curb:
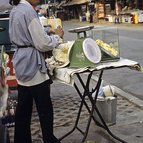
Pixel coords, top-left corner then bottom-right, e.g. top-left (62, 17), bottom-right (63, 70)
top-left (113, 85), bottom-right (143, 109)
top-left (90, 75), bottom-right (143, 109)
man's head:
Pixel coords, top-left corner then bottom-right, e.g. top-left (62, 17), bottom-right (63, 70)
top-left (9, 0), bottom-right (43, 6)
top-left (27, 0), bottom-right (42, 6)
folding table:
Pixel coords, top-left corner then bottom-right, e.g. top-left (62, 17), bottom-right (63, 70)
top-left (54, 58), bottom-right (142, 143)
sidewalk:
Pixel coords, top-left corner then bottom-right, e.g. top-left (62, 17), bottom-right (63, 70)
top-left (52, 80), bottom-right (143, 143)
top-left (94, 19), bottom-right (143, 28)
top-left (63, 19), bottom-right (143, 31)
top-left (8, 77), bottom-right (143, 143)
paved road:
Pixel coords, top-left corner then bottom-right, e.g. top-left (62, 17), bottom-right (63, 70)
top-left (62, 20), bottom-right (143, 100)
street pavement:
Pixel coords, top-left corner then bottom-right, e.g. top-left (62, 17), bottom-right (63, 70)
top-left (8, 77), bottom-right (143, 143)
top-left (7, 20), bottom-right (143, 143)
top-left (52, 79), bottom-right (143, 143)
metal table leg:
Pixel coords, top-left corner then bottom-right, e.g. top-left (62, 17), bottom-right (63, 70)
top-left (59, 70), bottom-right (127, 143)
top-left (59, 72), bottom-right (93, 141)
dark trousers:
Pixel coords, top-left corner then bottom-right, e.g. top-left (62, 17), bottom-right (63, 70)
top-left (14, 80), bottom-right (60, 143)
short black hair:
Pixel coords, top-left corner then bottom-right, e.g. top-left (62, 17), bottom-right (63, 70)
top-left (9, 0), bottom-right (21, 5)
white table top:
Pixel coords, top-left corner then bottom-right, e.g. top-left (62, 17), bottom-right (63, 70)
top-left (54, 58), bottom-right (143, 85)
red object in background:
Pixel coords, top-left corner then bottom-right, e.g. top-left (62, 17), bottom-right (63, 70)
top-left (131, 14), bottom-right (135, 24)
top-left (6, 51), bottom-right (17, 88)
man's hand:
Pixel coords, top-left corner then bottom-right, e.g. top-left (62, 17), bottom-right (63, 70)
top-left (54, 26), bottom-right (64, 38)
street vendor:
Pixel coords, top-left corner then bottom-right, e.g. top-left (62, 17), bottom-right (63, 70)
top-left (9, 0), bottom-right (64, 143)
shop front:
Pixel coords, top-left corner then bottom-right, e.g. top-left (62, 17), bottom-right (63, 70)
top-left (57, 0), bottom-right (143, 24)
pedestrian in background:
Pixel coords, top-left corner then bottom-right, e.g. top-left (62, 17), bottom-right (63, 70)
top-left (9, 0), bottom-right (64, 143)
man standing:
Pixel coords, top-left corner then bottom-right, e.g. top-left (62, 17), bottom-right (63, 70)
top-left (9, 0), bottom-right (64, 143)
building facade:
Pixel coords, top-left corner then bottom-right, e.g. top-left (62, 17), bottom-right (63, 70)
top-left (47, 0), bottom-right (143, 23)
